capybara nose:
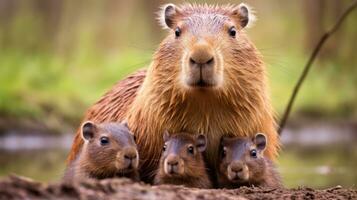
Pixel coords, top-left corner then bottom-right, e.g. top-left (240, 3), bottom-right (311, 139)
top-left (164, 155), bottom-right (182, 174)
top-left (230, 161), bottom-right (244, 173)
top-left (167, 160), bottom-right (179, 167)
top-left (123, 147), bottom-right (138, 162)
top-left (189, 56), bottom-right (214, 66)
top-left (231, 165), bottom-right (243, 173)
top-left (189, 42), bottom-right (214, 67)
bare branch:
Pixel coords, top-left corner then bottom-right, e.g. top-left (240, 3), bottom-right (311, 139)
top-left (278, 0), bottom-right (357, 135)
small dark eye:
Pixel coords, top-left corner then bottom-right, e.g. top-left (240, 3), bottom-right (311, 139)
top-left (228, 26), bottom-right (236, 38)
top-left (222, 148), bottom-right (227, 158)
top-left (163, 144), bottom-right (167, 152)
top-left (188, 146), bottom-right (194, 154)
top-left (100, 137), bottom-right (109, 145)
top-left (133, 135), bottom-right (137, 142)
top-left (175, 27), bottom-right (181, 37)
top-left (250, 149), bottom-right (257, 158)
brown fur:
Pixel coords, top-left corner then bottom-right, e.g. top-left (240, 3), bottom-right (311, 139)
top-left (67, 4), bottom-right (280, 183)
top-left (217, 134), bottom-right (282, 188)
top-left (63, 122), bottom-right (140, 182)
top-left (154, 132), bottom-right (212, 189)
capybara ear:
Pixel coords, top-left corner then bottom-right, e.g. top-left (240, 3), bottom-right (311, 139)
top-left (196, 134), bottom-right (207, 152)
top-left (254, 133), bottom-right (267, 151)
top-left (158, 3), bottom-right (181, 29)
top-left (121, 120), bottom-right (129, 129)
top-left (81, 121), bottom-right (96, 141)
top-left (163, 130), bottom-right (170, 142)
top-left (230, 3), bottom-right (256, 28)
top-left (220, 135), bottom-right (229, 146)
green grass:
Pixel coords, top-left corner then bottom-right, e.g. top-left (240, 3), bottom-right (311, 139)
top-left (0, 149), bottom-right (68, 182)
top-left (0, 48), bottom-right (152, 129)
top-left (278, 145), bottom-right (357, 188)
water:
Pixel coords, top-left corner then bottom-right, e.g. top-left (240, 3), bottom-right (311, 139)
top-left (0, 123), bottom-right (356, 188)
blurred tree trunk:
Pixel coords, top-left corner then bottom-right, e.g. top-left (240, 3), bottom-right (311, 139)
top-left (303, 0), bottom-right (347, 60)
top-left (142, 0), bottom-right (165, 41)
top-left (33, 0), bottom-right (63, 51)
top-left (0, 0), bottom-right (17, 24)
top-left (0, 0), bottom-right (18, 48)
top-left (323, 0), bottom-right (343, 58)
top-left (303, 0), bottom-right (325, 51)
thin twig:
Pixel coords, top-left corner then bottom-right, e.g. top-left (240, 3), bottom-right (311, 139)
top-left (278, 0), bottom-right (357, 135)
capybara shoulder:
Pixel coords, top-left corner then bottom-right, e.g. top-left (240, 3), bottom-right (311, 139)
top-left (217, 133), bottom-right (282, 188)
top-left (63, 121), bottom-right (139, 182)
top-left (154, 131), bottom-right (212, 189)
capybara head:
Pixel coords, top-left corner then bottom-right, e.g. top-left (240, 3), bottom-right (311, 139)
top-left (218, 133), bottom-right (267, 184)
top-left (156, 3), bottom-right (258, 91)
top-left (159, 131), bottom-right (207, 178)
top-left (81, 121), bottom-right (139, 175)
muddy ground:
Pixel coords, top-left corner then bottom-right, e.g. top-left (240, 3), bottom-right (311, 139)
top-left (0, 175), bottom-right (356, 200)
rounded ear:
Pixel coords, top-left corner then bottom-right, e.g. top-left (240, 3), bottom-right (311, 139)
top-left (196, 134), bottom-right (207, 152)
top-left (231, 3), bottom-right (256, 28)
top-left (163, 130), bottom-right (170, 142)
top-left (81, 121), bottom-right (96, 141)
top-left (220, 135), bottom-right (230, 146)
top-left (121, 120), bottom-right (129, 129)
top-left (254, 133), bottom-right (267, 151)
top-left (158, 3), bottom-right (180, 29)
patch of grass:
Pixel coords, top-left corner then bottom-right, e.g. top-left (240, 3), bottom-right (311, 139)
top-left (0, 149), bottom-right (68, 182)
top-left (278, 145), bottom-right (357, 188)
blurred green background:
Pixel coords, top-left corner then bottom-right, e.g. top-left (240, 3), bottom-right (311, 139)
top-left (0, 0), bottom-right (356, 188)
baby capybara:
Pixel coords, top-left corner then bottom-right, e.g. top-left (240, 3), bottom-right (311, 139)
top-left (63, 121), bottom-right (139, 182)
top-left (154, 131), bottom-right (212, 188)
top-left (217, 133), bottom-right (282, 188)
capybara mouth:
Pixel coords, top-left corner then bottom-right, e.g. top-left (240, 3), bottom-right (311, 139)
top-left (190, 79), bottom-right (215, 88)
top-left (232, 176), bottom-right (242, 182)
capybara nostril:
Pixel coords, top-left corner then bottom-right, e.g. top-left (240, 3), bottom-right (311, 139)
top-left (231, 165), bottom-right (243, 173)
top-left (189, 56), bottom-right (214, 66)
top-left (123, 147), bottom-right (138, 161)
top-left (230, 161), bottom-right (244, 173)
top-left (167, 160), bottom-right (179, 166)
top-left (124, 154), bottom-right (137, 160)
top-left (189, 42), bottom-right (214, 66)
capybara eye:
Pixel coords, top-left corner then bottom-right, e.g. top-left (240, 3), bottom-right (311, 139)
top-left (222, 149), bottom-right (226, 158)
top-left (175, 27), bottom-right (181, 37)
top-left (100, 136), bottom-right (109, 145)
top-left (133, 135), bottom-right (137, 142)
top-left (187, 146), bottom-right (194, 154)
top-left (163, 144), bottom-right (167, 152)
top-left (250, 149), bottom-right (257, 158)
top-left (228, 26), bottom-right (236, 38)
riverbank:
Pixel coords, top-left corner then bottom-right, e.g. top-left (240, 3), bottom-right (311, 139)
top-left (0, 175), bottom-right (355, 200)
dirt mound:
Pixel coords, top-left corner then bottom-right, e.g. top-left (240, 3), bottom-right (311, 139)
top-left (0, 175), bottom-right (355, 200)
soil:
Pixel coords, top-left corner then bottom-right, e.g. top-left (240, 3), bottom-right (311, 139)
top-left (0, 175), bottom-right (355, 200)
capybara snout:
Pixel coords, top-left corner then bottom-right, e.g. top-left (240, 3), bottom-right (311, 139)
top-left (116, 146), bottom-right (139, 171)
top-left (164, 154), bottom-right (184, 175)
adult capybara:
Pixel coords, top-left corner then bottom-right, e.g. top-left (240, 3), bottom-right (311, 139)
top-left (67, 3), bottom-right (280, 182)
